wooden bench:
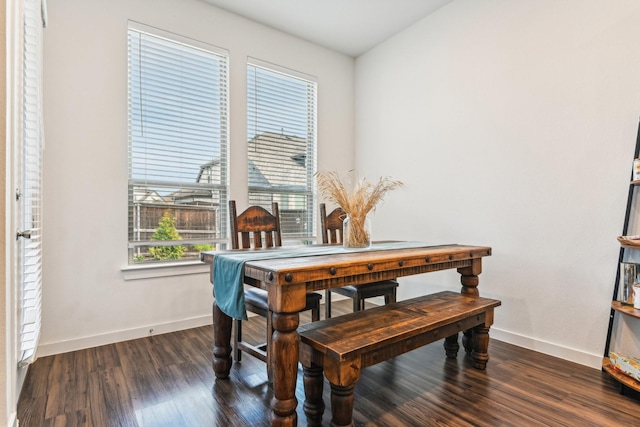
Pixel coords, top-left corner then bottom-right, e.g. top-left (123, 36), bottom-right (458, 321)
top-left (298, 291), bottom-right (502, 427)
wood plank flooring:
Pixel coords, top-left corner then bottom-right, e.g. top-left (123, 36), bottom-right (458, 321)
top-left (17, 300), bottom-right (640, 426)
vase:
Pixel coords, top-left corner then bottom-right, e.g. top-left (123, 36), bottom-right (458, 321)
top-left (621, 262), bottom-right (640, 305)
top-left (343, 214), bottom-right (371, 249)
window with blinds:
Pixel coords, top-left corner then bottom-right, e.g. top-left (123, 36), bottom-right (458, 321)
top-left (18, 0), bottom-right (45, 366)
top-left (247, 60), bottom-right (317, 241)
top-left (127, 22), bottom-right (229, 264)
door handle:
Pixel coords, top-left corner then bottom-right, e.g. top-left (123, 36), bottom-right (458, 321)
top-left (16, 229), bottom-right (32, 240)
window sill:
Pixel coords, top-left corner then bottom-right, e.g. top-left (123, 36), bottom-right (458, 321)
top-left (121, 260), bottom-right (210, 281)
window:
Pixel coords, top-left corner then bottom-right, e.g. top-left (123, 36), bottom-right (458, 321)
top-left (18, 0), bottom-right (45, 366)
top-left (247, 60), bottom-right (317, 240)
top-left (128, 22), bottom-right (229, 264)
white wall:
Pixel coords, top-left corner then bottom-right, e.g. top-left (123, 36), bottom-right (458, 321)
top-left (355, 0), bottom-right (640, 368)
top-left (39, 0), bottom-right (640, 371)
top-left (39, 0), bottom-right (354, 355)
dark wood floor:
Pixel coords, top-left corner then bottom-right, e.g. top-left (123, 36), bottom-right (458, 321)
top-left (17, 300), bottom-right (640, 426)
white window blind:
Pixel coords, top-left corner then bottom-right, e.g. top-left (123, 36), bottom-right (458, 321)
top-left (247, 60), bottom-right (317, 240)
top-left (128, 23), bottom-right (229, 263)
top-left (19, 0), bottom-right (45, 366)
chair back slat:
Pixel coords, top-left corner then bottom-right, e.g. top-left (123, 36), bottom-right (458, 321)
top-left (320, 203), bottom-right (346, 245)
top-left (229, 201), bottom-right (282, 250)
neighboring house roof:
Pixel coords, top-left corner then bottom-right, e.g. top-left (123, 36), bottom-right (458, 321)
top-left (134, 188), bottom-right (167, 203)
top-left (138, 131), bottom-right (309, 207)
top-left (247, 131), bottom-right (307, 190)
top-left (170, 188), bottom-right (217, 205)
top-left (196, 158), bottom-right (222, 184)
top-left (248, 158), bottom-right (269, 188)
top-left (196, 131), bottom-right (308, 191)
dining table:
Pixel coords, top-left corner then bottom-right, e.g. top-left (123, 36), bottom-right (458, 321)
top-left (201, 242), bottom-right (492, 427)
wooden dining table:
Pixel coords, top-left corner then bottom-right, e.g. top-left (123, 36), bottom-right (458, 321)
top-left (202, 242), bottom-right (492, 427)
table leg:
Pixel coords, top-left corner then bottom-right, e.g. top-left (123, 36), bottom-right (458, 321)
top-left (457, 258), bottom-right (481, 297)
top-left (270, 311), bottom-right (300, 427)
top-left (212, 301), bottom-right (232, 379)
top-left (458, 259), bottom-right (482, 357)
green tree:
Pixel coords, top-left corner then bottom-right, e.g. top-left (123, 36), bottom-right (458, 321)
top-left (193, 244), bottom-right (213, 252)
top-left (149, 212), bottom-right (185, 260)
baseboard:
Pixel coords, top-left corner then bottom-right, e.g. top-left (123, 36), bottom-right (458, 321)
top-left (38, 293), bottom-right (340, 356)
top-left (10, 411), bottom-right (17, 427)
top-left (34, 308), bottom-right (601, 371)
top-left (37, 314), bottom-right (213, 357)
top-left (490, 328), bottom-right (602, 369)
top-left (36, 294), bottom-right (359, 356)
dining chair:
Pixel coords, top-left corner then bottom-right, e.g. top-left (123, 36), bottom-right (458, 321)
top-left (319, 203), bottom-right (399, 318)
top-left (228, 200), bottom-right (322, 376)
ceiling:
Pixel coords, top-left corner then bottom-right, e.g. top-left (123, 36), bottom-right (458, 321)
top-left (200, 0), bottom-right (453, 57)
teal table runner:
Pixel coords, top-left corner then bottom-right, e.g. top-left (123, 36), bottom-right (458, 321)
top-left (212, 241), bottom-right (432, 320)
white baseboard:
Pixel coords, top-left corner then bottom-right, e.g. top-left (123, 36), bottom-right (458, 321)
top-left (38, 292), bottom-right (339, 356)
top-left (334, 298), bottom-right (601, 370)
top-left (490, 328), bottom-right (602, 369)
top-left (35, 309), bottom-right (602, 372)
top-left (36, 314), bottom-right (213, 357)
top-left (36, 293), bottom-right (352, 356)
top-left (10, 412), bottom-right (17, 427)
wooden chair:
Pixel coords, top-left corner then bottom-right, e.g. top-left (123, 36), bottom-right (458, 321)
top-left (229, 200), bottom-right (322, 375)
top-left (320, 203), bottom-right (398, 318)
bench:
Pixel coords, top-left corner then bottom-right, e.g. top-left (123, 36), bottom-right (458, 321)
top-left (298, 290), bottom-right (502, 427)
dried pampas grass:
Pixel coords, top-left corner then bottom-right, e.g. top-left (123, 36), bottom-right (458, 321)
top-left (316, 171), bottom-right (403, 247)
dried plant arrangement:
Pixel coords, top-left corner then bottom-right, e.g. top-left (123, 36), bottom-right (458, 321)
top-left (316, 171), bottom-right (403, 247)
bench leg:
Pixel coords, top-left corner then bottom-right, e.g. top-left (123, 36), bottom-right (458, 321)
top-left (444, 333), bottom-right (459, 359)
top-left (471, 325), bottom-right (491, 369)
top-left (330, 383), bottom-right (356, 427)
top-left (462, 329), bottom-right (474, 355)
top-left (302, 364), bottom-right (325, 427)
